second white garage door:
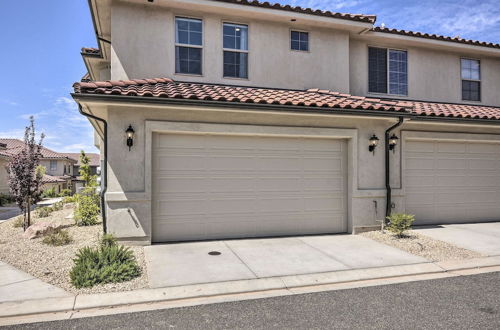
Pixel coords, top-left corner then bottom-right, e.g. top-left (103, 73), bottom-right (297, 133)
top-left (152, 133), bottom-right (347, 242)
top-left (405, 140), bottom-right (500, 225)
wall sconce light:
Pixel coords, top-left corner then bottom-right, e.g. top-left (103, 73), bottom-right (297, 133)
top-left (368, 134), bottom-right (379, 154)
top-left (126, 125), bottom-right (135, 151)
top-left (388, 133), bottom-right (399, 152)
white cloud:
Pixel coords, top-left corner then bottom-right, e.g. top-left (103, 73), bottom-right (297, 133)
top-left (1, 99), bottom-right (19, 106)
top-left (0, 128), bottom-right (25, 139)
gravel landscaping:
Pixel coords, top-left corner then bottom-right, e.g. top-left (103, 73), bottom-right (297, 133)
top-left (360, 230), bottom-right (483, 262)
top-left (0, 204), bottom-right (148, 295)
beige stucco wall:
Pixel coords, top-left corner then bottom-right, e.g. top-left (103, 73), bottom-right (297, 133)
top-left (39, 159), bottom-right (74, 177)
top-left (93, 101), bottom-right (500, 245)
top-left (350, 38), bottom-right (500, 107)
top-left (0, 158), bottom-right (9, 194)
top-left (110, 1), bottom-right (350, 92)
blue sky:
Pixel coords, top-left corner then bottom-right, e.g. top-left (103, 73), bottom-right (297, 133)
top-left (0, 0), bottom-right (499, 153)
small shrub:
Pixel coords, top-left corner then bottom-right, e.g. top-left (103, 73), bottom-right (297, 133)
top-left (74, 194), bottom-right (100, 226)
top-left (58, 189), bottom-right (72, 197)
top-left (63, 195), bottom-right (77, 204)
top-left (41, 188), bottom-right (57, 199)
top-left (70, 244), bottom-right (141, 288)
top-left (0, 193), bottom-right (14, 206)
top-left (386, 213), bottom-right (415, 237)
top-left (42, 229), bottom-right (73, 246)
top-left (51, 201), bottom-right (64, 211)
top-left (100, 233), bottom-right (117, 248)
top-left (36, 206), bottom-right (53, 218)
top-left (12, 216), bottom-right (24, 228)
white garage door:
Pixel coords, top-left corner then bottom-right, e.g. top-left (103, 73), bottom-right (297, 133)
top-left (152, 133), bottom-right (347, 242)
top-left (405, 140), bottom-right (500, 225)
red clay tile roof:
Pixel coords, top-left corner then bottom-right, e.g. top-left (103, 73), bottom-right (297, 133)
top-left (372, 27), bottom-right (500, 50)
top-left (0, 139), bottom-right (77, 161)
top-left (73, 78), bottom-right (500, 121)
top-left (41, 174), bottom-right (65, 184)
top-left (73, 78), bottom-right (409, 112)
top-left (62, 153), bottom-right (100, 167)
top-left (213, 0), bottom-right (376, 23)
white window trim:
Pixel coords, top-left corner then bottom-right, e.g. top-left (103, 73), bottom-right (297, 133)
top-left (222, 22), bottom-right (249, 80)
top-left (50, 161), bottom-right (57, 171)
top-left (460, 57), bottom-right (481, 102)
top-left (367, 46), bottom-right (409, 97)
top-left (290, 29), bottom-right (310, 52)
top-left (174, 16), bottom-right (204, 76)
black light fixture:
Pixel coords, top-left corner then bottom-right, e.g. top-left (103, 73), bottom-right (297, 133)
top-left (388, 133), bottom-right (399, 152)
top-left (369, 134), bottom-right (379, 154)
top-left (126, 125), bottom-right (135, 151)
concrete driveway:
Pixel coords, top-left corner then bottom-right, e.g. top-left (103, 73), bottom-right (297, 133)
top-left (414, 222), bottom-right (500, 256)
top-left (144, 235), bottom-right (427, 288)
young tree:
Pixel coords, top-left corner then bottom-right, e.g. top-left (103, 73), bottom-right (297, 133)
top-left (8, 117), bottom-right (45, 231)
top-left (79, 150), bottom-right (97, 187)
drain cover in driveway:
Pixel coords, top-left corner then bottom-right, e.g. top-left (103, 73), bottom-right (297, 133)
top-left (208, 251), bottom-right (221, 256)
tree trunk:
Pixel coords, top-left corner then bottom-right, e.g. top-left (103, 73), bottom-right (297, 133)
top-left (27, 197), bottom-right (31, 229)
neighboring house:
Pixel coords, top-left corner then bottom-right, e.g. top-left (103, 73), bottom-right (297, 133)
top-left (63, 152), bottom-right (100, 192)
top-left (0, 139), bottom-right (78, 194)
top-left (0, 143), bottom-right (10, 194)
top-left (73, 0), bottom-right (500, 245)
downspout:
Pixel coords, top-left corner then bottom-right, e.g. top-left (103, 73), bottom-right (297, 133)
top-left (385, 117), bottom-right (405, 219)
top-left (78, 104), bottom-right (108, 233)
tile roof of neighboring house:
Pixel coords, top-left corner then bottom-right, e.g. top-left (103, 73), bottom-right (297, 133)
top-left (41, 174), bottom-right (65, 184)
top-left (81, 47), bottom-right (101, 56)
top-left (63, 153), bottom-right (100, 167)
top-left (0, 139), bottom-right (77, 161)
top-left (371, 27), bottom-right (500, 49)
top-left (73, 78), bottom-right (410, 112)
top-left (212, 0), bottom-right (376, 23)
top-left (73, 78), bottom-right (500, 121)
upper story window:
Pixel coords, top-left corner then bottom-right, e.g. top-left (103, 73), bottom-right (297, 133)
top-left (50, 160), bottom-right (57, 172)
top-left (461, 58), bottom-right (480, 101)
top-left (368, 47), bottom-right (408, 96)
top-left (291, 31), bottom-right (309, 51)
top-left (175, 17), bottom-right (202, 75)
top-left (223, 23), bottom-right (248, 79)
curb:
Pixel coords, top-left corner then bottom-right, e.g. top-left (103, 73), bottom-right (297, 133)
top-left (1, 256), bottom-right (499, 319)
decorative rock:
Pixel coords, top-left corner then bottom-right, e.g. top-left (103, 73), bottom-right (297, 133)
top-left (23, 222), bottom-right (62, 239)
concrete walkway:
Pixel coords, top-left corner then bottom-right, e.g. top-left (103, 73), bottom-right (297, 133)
top-left (414, 222), bottom-right (500, 256)
top-left (0, 261), bottom-right (71, 303)
top-left (144, 235), bottom-right (427, 288)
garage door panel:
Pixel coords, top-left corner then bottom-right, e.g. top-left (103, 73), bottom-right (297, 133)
top-left (152, 133), bottom-right (347, 242)
top-left (405, 140), bottom-right (500, 225)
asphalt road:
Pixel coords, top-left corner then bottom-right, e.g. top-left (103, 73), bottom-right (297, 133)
top-left (5, 272), bottom-right (500, 330)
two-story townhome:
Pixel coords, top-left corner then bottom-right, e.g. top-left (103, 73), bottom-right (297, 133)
top-left (73, 0), bottom-right (500, 245)
top-left (0, 139), bottom-right (77, 194)
top-left (63, 152), bottom-right (101, 192)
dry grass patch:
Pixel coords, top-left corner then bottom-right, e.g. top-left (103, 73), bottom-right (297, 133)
top-left (0, 205), bottom-right (148, 294)
top-left (361, 230), bottom-right (483, 262)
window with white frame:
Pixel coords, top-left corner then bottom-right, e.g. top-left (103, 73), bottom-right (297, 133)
top-left (175, 17), bottom-right (202, 75)
top-left (461, 58), bottom-right (480, 101)
top-left (368, 47), bottom-right (408, 96)
top-left (50, 160), bottom-right (57, 172)
top-left (291, 31), bottom-right (309, 51)
top-left (223, 23), bottom-right (248, 78)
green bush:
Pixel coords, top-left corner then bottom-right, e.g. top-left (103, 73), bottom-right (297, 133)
top-left (63, 195), bottom-right (77, 204)
top-left (36, 206), bottom-right (53, 218)
top-left (0, 193), bottom-right (14, 206)
top-left (386, 213), bottom-right (415, 237)
top-left (74, 194), bottom-right (100, 226)
top-left (51, 201), bottom-right (64, 211)
top-left (58, 189), bottom-right (72, 197)
top-left (100, 233), bottom-right (117, 248)
top-left (70, 242), bottom-right (141, 289)
top-left (41, 188), bottom-right (57, 198)
top-left (42, 229), bottom-right (73, 246)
